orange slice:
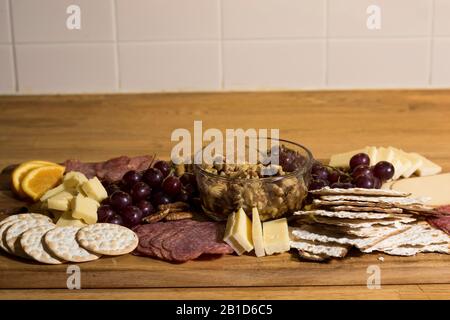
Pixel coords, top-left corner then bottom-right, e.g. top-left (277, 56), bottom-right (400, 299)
top-left (21, 165), bottom-right (66, 201)
top-left (11, 160), bottom-right (59, 197)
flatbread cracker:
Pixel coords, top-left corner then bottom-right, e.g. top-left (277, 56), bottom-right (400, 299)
top-left (313, 199), bottom-right (394, 208)
top-left (290, 238), bottom-right (349, 258)
top-left (296, 215), bottom-right (416, 229)
top-left (294, 209), bottom-right (395, 220)
top-left (20, 225), bottom-right (65, 264)
top-left (320, 195), bottom-right (428, 206)
top-left (45, 226), bottom-right (101, 262)
top-left (5, 219), bottom-right (54, 258)
top-left (329, 206), bottom-right (403, 214)
top-left (310, 187), bottom-right (411, 197)
top-left (76, 223), bottom-right (138, 256)
top-left (381, 244), bottom-right (449, 256)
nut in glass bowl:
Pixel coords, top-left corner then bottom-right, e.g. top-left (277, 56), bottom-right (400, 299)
top-left (194, 139), bottom-right (313, 221)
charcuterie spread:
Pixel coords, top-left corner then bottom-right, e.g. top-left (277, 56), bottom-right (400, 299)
top-left (1, 141), bottom-right (449, 265)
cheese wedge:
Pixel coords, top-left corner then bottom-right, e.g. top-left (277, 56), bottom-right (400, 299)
top-left (263, 218), bottom-right (290, 255)
top-left (396, 149), bottom-right (423, 178)
top-left (63, 171), bottom-right (88, 193)
top-left (40, 184), bottom-right (65, 202)
top-left (410, 152), bottom-right (442, 177)
top-left (223, 212), bottom-right (246, 255)
top-left (56, 210), bottom-right (87, 227)
top-left (47, 191), bottom-right (74, 211)
top-left (81, 177), bottom-right (108, 203)
top-left (223, 208), bottom-right (253, 255)
top-left (252, 207), bottom-right (265, 257)
top-left (71, 194), bottom-right (99, 225)
top-left (391, 173), bottom-right (450, 206)
top-left (329, 147), bottom-right (368, 168)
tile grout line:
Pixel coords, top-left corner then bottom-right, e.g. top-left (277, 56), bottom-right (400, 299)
top-left (112, 0), bottom-right (121, 92)
top-left (7, 0), bottom-right (19, 93)
top-left (428, 0), bottom-right (435, 86)
top-left (324, 0), bottom-right (329, 87)
top-left (218, 0), bottom-right (224, 90)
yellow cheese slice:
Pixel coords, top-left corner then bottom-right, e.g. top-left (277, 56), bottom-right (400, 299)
top-left (391, 173), bottom-right (450, 206)
top-left (377, 147), bottom-right (395, 163)
top-left (39, 184), bottom-right (65, 202)
top-left (263, 218), bottom-right (290, 256)
top-left (232, 208), bottom-right (254, 252)
top-left (223, 211), bottom-right (246, 255)
top-left (366, 146), bottom-right (378, 165)
top-left (396, 149), bottom-right (423, 178)
top-left (410, 152), bottom-right (442, 177)
top-left (251, 207), bottom-right (265, 257)
top-left (329, 147), bottom-right (368, 168)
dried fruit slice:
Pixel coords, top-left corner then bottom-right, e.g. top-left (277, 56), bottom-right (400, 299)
top-left (21, 165), bottom-right (65, 201)
top-left (11, 160), bottom-right (59, 197)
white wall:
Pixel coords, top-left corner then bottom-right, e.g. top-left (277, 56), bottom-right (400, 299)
top-left (1, 0), bottom-right (450, 94)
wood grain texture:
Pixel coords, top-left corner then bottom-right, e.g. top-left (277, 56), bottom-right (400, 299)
top-left (0, 90), bottom-right (449, 299)
top-left (1, 284), bottom-right (449, 300)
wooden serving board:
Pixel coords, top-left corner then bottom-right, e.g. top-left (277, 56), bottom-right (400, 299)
top-left (1, 170), bottom-right (449, 290)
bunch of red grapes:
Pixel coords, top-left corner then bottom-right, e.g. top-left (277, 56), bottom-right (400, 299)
top-left (309, 153), bottom-right (395, 190)
top-left (97, 160), bottom-right (198, 228)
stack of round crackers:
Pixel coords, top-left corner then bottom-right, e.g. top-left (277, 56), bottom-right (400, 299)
top-left (0, 213), bottom-right (138, 264)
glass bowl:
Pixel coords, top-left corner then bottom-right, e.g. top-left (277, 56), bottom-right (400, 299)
top-left (194, 138), bottom-right (313, 221)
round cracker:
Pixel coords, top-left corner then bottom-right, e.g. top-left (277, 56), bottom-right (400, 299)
top-left (0, 213), bottom-right (52, 227)
top-left (5, 219), bottom-right (54, 258)
top-left (0, 221), bottom-right (18, 253)
top-left (20, 225), bottom-right (65, 264)
top-left (44, 226), bottom-right (101, 262)
top-left (76, 223), bottom-right (138, 256)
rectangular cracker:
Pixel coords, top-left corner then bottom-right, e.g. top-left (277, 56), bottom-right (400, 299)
top-left (294, 209), bottom-right (395, 220)
top-left (295, 215), bottom-right (416, 229)
top-left (310, 187), bottom-right (411, 197)
top-left (320, 195), bottom-right (428, 206)
top-left (290, 238), bottom-right (349, 258)
top-left (329, 206), bottom-right (403, 214)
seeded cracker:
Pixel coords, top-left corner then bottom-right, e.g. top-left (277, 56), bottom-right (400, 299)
top-left (20, 225), bottom-right (65, 264)
top-left (5, 219), bottom-right (55, 258)
top-left (290, 239), bottom-right (349, 258)
top-left (76, 223), bottom-right (138, 256)
top-left (294, 209), bottom-right (394, 220)
top-left (309, 187), bottom-right (411, 197)
top-left (45, 226), bottom-right (101, 262)
top-left (329, 206), bottom-right (403, 214)
top-left (320, 195), bottom-right (428, 206)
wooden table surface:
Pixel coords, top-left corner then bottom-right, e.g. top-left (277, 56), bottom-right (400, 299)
top-left (0, 90), bottom-right (449, 300)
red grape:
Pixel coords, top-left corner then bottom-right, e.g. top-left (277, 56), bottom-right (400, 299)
top-left (143, 168), bottom-right (164, 188)
top-left (162, 176), bottom-right (182, 196)
top-left (136, 200), bottom-right (154, 218)
top-left (354, 175), bottom-right (375, 189)
top-left (350, 153), bottom-right (370, 171)
top-left (373, 161), bottom-right (395, 181)
top-left (309, 179), bottom-right (329, 190)
top-left (107, 214), bottom-right (124, 226)
top-left (97, 205), bottom-right (115, 222)
top-left (328, 170), bottom-right (340, 184)
top-left (352, 165), bottom-right (372, 179)
top-left (312, 167), bottom-right (329, 181)
top-left (130, 182), bottom-right (151, 201)
top-left (151, 192), bottom-right (171, 206)
top-left (110, 191), bottom-right (132, 210)
top-left (105, 183), bottom-right (121, 195)
top-left (373, 176), bottom-right (382, 189)
top-left (176, 189), bottom-right (190, 202)
top-left (122, 170), bottom-right (142, 188)
top-left (331, 182), bottom-right (354, 189)
top-left (121, 206), bottom-right (143, 227)
top-left (154, 161), bottom-right (171, 178)
top-left (279, 151), bottom-right (297, 172)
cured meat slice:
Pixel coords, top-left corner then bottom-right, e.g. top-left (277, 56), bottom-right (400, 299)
top-left (64, 155), bottom-right (154, 183)
top-left (133, 220), bottom-right (233, 262)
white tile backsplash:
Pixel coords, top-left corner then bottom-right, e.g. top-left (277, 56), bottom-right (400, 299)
top-left (328, 0), bottom-right (432, 37)
top-left (222, 0), bottom-right (325, 39)
top-left (328, 39), bottom-right (429, 87)
top-left (431, 38), bottom-right (450, 86)
top-left (0, 0), bottom-right (11, 43)
top-left (116, 0), bottom-right (220, 41)
top-left (434, 0), bottom-right (450, 36)
top-left (1, 0), bottom-right (450, 93)
top-left (11, 0), bottom-right (114, 42)
top-left (16, 44), bottom-right (117, 93)
top-left (0, 45), bottom-right (15, 93)
top-left (119, 42), bottom-right (220, 92)
top-left (223, 40), bottom-right (325, 89)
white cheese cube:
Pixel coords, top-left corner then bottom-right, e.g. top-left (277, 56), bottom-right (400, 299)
top-left (71, 194), bottom-right (99, 224)
top-left (48, 198), bottom-right (70, 211)
top-left (63, 171), bottom-right (88, 193)
top-left (39, 184), bottom-right (65, 202)
top-left (263, 218), bottom-right (290, 255)
top-left (81, 177), bottom-right (108, 202)
top-left (251, 207), bottom-right (265, 257)
top-left (410, 152), bottom-right (442, 177)
top-left (56, 210), bottom-right (87, 227)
